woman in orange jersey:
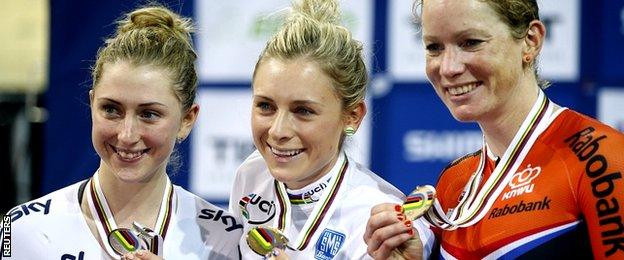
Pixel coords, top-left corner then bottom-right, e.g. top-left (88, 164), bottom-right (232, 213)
top-left (364, 0), bottom-right (624, 259)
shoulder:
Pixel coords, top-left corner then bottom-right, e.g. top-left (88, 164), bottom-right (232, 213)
top-left (546, 108), bottom-right (624, 144)
top-left (341, 158), bottom-right (404, 204)
top-left (174, 186), bottom-right (244, 236)
top-left (435, 150), bottom-right (482, 200)
top-left (6, 181), bottom-right (85, 224)
top-left (236, 150), bottom-right (268, 175)
top-left (542, 108), bottom-right (624, 165)
top-left (231, 150), bottom-right (273, 193)
top-left (437, 150), bottom-right (482, 182)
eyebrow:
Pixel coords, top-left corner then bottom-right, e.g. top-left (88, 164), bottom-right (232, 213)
top-left (423, 28), bottom-right (491, 42)
top-left (98, 97), bottom-right (167, 107)
top-left (253, 95), bottom-right (322, 106)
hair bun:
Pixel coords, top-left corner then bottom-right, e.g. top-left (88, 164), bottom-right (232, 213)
top-left (116, 6), bottom-right (193, 37)
top-left (292, 0), bottom-right (340, 24)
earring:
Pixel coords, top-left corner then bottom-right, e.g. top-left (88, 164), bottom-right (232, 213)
top-left (344, 126), bottom-right (356, 136)
top-left (523, 55), bottom-right (532, 64)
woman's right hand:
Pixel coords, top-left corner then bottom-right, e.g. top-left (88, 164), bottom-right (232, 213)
top-left (363, 203), bottom-right (423, 260)
top-left (121, 250), bottom-right (161, 260)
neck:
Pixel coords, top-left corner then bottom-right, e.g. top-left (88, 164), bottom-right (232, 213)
top-left (479, 81), bottom-right (539, 157)
top-left (95, 164), bottom-right (168, 228)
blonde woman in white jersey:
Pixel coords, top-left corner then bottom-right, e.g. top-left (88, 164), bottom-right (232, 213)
top-left (226, 0), bottom-right (434, 259)
top-left (1, 5), bottom-right (242, 260)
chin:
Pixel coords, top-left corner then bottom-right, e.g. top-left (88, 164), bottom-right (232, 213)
top-left (451, 113), bottom-right (477, 122)
top-left (448, 107), bottom-right (481, 122)
top-left (114, 169), bottom-right (151, 183)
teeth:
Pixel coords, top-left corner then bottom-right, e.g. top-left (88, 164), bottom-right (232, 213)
top-left (270, 147), bottom-right (303, 157)
top-left (116, 149), bottom-right (143, 160)
top-left (448, 83), bottom-right (477, 96)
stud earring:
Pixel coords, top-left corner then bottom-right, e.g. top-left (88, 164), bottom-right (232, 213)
top-left (344, 126), bottom-right (356, 136)
top-left (523, 55), bottom-right (532, 64)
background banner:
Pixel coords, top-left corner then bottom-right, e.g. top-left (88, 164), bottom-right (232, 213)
top-left (41, 0), bottom-right (621, 206)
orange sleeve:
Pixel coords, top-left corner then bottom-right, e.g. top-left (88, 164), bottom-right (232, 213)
top-left (564, 121), bottom-right (624, 258)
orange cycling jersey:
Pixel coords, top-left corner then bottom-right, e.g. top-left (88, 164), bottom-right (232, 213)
top-left (433, 109), bottom-right (624, 259)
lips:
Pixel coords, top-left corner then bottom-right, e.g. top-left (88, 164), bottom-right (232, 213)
top-left (110, 145), bottom-right (149, 162)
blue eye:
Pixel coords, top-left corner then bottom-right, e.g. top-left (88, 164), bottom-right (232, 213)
top-left (140, 110), bottom-right (160, 120)
top-left (255, 101), bottom-right (274, 113)
top-left (102, 104), bottom-right (119, 116)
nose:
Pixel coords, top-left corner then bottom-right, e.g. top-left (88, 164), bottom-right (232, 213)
top-left (118, 116), bottom-right (140, 144)
top-left (268, 110), bottom-right (294, 142)
top-left (439, 47), bottom-right (465, 79)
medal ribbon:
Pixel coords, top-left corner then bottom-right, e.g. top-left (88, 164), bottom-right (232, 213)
top-left (426, 90), bottom-right (552, 230)
top-left (86, 171), bottom-right (175, 258)
top-left (286, 176), bottom-right (331, 205)
top-left (274, 152), bottom-right (348, 250)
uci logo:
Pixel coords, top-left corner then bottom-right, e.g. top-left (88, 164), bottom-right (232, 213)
top-left (238, 194), bottom-right (275, 225)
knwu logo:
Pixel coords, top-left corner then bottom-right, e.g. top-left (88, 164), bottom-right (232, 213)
top-left (502, 165), bottom-right (541, 200)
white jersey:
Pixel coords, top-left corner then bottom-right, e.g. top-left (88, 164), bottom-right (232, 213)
top-left (229, 151), bottom-right (434, 259)
top-left (1, 179), bottom-right (242, 260)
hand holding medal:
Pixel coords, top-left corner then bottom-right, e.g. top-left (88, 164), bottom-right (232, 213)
top-left (402, 185), bottom-right (436, 221)
top-left (246, 226), bottom-right (293, 258)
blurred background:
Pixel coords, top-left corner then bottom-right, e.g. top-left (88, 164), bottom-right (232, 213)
top-left (1, 0), bottom-right (623, 213)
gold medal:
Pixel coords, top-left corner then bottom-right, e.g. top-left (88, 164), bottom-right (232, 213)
top-left (402, 185), bottom-right (436, 220)
top-left (246, 226), bottom-right (290, 256)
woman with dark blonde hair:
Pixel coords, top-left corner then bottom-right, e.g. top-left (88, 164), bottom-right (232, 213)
top-left (365, 0), bottom-right (624, 259)
top-left (2, 5), bottom-right (242, 259)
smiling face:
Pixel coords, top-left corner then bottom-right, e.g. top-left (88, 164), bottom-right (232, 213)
top-left (90, 61), bottom-right (197, 183)
top-left (251, 57), bottom-right (350, 190)
top-left (421, 0), bottom-right (533, 123)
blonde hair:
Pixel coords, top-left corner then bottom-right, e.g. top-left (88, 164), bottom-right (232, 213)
top-left (92, 5), bottom-right (198, 110)
top-left (253, 0), bottom-right (368, 111)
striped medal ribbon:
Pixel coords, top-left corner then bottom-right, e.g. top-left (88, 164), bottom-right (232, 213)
top-left (274, 152), bottom-right (348, 250)
top-left (86, 171), bottom-right (175, 259)
top-left (425, 90), bottom-right (553, 230)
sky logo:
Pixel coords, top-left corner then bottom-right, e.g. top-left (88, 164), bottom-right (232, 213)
top-left (315, 229), bottom-right (345, 260)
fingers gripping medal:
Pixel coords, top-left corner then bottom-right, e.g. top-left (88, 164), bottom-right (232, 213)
top-left (403, 185), bottom-right (436, 220)
top-left (246, 226), bottom-right (292, 257)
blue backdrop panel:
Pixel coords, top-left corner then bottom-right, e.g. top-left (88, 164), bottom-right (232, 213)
top-left (371, 83), bottom-right (480, 193)
top-left (599, 1), bottom-right (624, 83)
